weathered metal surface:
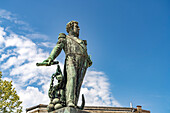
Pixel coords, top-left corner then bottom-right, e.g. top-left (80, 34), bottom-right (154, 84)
top-left (36, 21), bottom-right (92, 112)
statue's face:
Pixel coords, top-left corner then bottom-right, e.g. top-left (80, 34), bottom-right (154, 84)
top-left (73, 23), bottom-right (80, 35)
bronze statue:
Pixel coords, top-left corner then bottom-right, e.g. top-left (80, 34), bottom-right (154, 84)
top-left (36, 21), bottom-right (92, 112)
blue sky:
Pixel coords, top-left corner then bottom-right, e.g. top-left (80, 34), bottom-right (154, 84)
top-left (0, 0), bottom-right (170, 113)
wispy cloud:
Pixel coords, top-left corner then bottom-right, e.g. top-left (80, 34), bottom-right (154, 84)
top-left (0, 9), bottom-right (13, 20)
top-left (38, 42), bottom-right (56, 48)
top-left (26, 33), bottom-right (49, 40)
top-left (0, 9), bottom-right (33, 34)
top-left (0, 9), bottom-right (28, 26)
top-left (0, 9), bottom-right (52, 41)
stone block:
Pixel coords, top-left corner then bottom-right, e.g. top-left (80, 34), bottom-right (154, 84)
top-left (51, 107), bottom-right (89, 113)
top-left (26, 104), bottom-right (150, 113)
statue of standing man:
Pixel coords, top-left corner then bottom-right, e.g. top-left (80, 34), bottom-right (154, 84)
top-left (43, 21), bottom-right (92, 109)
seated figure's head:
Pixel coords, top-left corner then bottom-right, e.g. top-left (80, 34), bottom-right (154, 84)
top-left (66, 21), bottom-right (80, 37)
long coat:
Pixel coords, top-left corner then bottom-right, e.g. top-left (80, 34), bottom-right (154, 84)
top-left (48, 33), bottom-right (90, 105)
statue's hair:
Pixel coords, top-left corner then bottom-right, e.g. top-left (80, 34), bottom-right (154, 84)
top-left (66, 21), bottom-right (79, 33)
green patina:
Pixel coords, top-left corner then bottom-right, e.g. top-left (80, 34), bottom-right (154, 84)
top-left (36, 21), bottom-right (92, 112)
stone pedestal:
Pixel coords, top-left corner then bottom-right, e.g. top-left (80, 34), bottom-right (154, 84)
top-left (26, 104), bottom-right (150, 113)
top-left (51, 107), bottom-right (89, 113)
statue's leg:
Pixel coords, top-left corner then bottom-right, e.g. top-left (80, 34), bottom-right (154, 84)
top-left (75, 58), bottom-right (88, 105)
top-left (65, 57), bottom-right (77, 107)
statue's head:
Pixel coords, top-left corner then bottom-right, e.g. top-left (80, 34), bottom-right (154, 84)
top-left (66, 21), bottom-right (80, 37)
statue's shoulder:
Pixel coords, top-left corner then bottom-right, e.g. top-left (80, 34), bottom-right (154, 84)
top-left (58, 33), bottom-right (66, 39)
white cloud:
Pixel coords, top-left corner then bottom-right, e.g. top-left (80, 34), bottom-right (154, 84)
top-left (0, 27), bottom-right (55, 84)
top-left (19, 86), bottom-right (49, 109)
top-left (78, 71), bottom-right (121, 107)
top-left (0, 51), bottom-right (17, 62)
top-left (0, 26), bottom-right (56, 111)
top-left (0, 26), bottom-right (6, 36)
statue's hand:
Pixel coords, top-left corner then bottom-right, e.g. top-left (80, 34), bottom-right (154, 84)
top-left (51, 74), bottom-right (55, 79)
top-left (87, 55), bottom-right (92, 67)
top-left (88, 61), bottom-right (92, 67)
top-left (43, 57), bottom-right (53, 66)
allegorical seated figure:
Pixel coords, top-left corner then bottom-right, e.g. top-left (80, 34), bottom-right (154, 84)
top-left (47, 64), bottom-right (66, 112)
top-left (43, 21), bottom-right (92, 109)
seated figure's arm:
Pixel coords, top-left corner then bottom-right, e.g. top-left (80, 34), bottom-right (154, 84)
top-left (48, 74), bottom-right (54, 98)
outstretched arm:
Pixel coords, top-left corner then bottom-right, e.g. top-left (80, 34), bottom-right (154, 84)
top-left (43, 33), bottom-right (66, 64)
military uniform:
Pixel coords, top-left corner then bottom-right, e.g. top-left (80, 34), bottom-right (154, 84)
top-left (48, 33), bottom-right (92, 106)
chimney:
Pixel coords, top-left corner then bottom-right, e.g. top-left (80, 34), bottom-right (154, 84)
top-left (136, 105), bottom-right (142, 113)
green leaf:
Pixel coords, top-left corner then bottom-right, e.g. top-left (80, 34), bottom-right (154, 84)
top-left (0, 72), bottom-right (23, 113)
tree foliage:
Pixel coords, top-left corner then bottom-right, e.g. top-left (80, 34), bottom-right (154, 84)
top-left (0, 71), bottom-right (22, 113)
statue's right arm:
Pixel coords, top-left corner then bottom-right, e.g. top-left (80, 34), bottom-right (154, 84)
top-left (43, 33), bottom-right (66, 63)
